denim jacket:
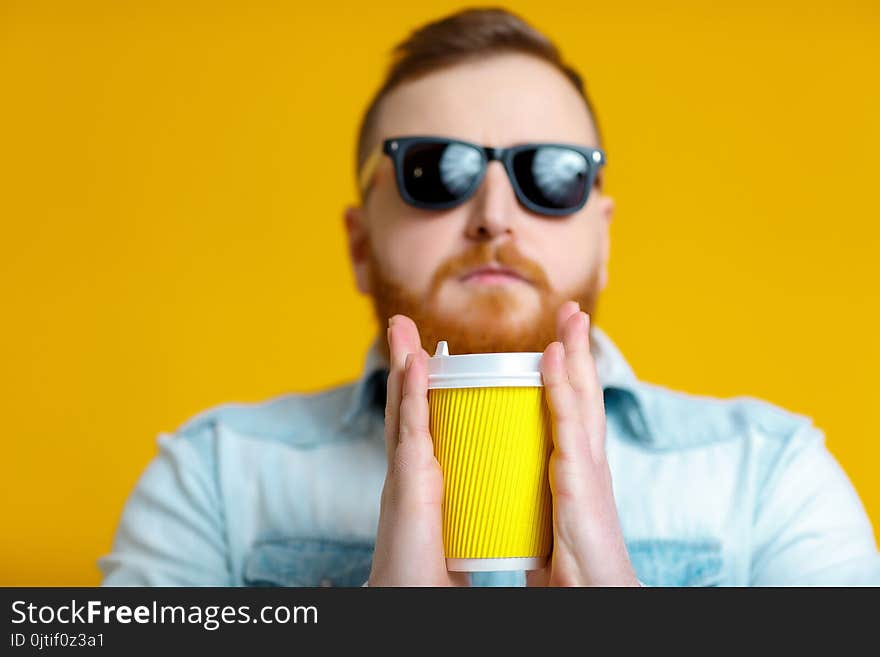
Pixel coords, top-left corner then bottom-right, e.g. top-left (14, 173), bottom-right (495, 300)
top-left (99, 327), bottom-right (880, 586)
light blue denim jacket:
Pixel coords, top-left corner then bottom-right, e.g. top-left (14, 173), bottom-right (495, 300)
top-left (99, 327), bottom-right (880, 586)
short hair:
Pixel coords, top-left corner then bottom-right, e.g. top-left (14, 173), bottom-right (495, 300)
top-left (356, 7), bottom-right (603, 181)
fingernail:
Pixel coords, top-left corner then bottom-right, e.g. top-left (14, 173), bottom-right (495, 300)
top-left (554, 341), bottom-right (565, 363)
top-left (582, 312), bottom-right (590, 331)
top-left (404, 352), bottom-right (413, 371)
top-left (388, 316), bottom-right (395, 328)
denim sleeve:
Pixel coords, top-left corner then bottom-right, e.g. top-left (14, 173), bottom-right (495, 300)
top-left (750, 424), bottom-right (880, 585)
top-left (98, 426), bottom-right (232, 586)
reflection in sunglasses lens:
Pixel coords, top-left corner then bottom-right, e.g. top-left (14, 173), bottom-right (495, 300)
top-left (403, 142), bottom-right (482, 204)
top-left (513, 147), bottom-right (588, 210)
top-left (439, 144), bottom-right (483, 195)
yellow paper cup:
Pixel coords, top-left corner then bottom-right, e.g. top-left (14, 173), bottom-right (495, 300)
top-left (427, 341), bottom-right (552, 572)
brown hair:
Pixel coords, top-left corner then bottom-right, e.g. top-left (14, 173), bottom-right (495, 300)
top-left (356, 7), bottom-right (602, 178)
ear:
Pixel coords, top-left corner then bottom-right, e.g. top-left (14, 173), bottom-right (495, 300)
top-left (596, 193), bottom-right (615, 291)
top-left (344, 204), bottom-right (372, 295)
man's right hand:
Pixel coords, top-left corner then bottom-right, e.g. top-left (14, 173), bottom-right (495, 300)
top-left (367, 314), bottom-right (469, 586)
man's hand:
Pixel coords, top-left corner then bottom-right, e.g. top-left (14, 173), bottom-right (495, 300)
top-left (368, 305), bottom-right (637, 586)
top-left (367, 314), bottom-right (468, 586)
top-left (527, 301), bottom-right (640, 586)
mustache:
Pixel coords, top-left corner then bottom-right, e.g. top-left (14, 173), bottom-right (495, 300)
top-left (427, 241), bottom-right (551, 297)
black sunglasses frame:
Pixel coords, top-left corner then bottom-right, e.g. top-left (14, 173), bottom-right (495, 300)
top-left (381, 135), bottom-right (606, 217)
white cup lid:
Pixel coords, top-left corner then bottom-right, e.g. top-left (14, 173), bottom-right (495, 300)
top-left (427, 341), bottom-right (544, 389)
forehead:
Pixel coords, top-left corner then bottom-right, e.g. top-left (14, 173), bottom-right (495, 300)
top-left (373, 52), bottom-right (599, 149)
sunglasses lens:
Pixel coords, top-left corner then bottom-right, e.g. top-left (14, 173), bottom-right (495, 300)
top-left (401, 141), bottom-right (483, 205)
top-left (512, 146), bottom-right (589, 212)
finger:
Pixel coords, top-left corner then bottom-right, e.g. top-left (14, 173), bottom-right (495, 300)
top-left (555, 300), bottom-right (581, 341)
top-left (384, 315), bottom-right (424, 464)
top-left (397, 350), bottom-right (433, 455)
top-left (562, 312), bottom-right (602, 420)
top-left (540, 341), bottom-right (584, 460)
top-left (561, 311), bottom-right (605, 447)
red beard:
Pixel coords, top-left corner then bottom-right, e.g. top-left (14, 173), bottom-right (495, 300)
top-left (367, 239), bottom-right (602, 362)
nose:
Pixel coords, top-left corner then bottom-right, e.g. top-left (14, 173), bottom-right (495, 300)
top-left (464, 161), bottom-right (519, 241)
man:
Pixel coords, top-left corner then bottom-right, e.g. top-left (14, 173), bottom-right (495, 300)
top-left (99, 8), bottom-right (880, 586)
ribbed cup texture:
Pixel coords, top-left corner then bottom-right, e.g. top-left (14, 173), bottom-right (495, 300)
top-left (428, 386), bottom-right (553, 560)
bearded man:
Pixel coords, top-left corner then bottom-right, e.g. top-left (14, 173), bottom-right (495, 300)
top-left (100, 8), bottom-right (880, 587)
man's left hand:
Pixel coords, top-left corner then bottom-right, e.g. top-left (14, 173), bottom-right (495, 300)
top-left (527, 301), bottom-right (640, 587)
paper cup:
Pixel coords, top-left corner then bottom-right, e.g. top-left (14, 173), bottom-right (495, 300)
top-left (427, 340), bottom-right (552, 572)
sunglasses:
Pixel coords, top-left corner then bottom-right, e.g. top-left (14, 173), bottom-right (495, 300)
top-left (359, 136), bottom-right (606, 217)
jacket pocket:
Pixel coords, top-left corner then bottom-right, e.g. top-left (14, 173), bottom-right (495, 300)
top-left (243, 537), bottom-right (374, 587)
top-left (626, 539), bottom-right (723, 586)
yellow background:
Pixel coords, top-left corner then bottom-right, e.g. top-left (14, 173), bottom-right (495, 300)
top-left (2, 0), bottom-right (877, 585)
